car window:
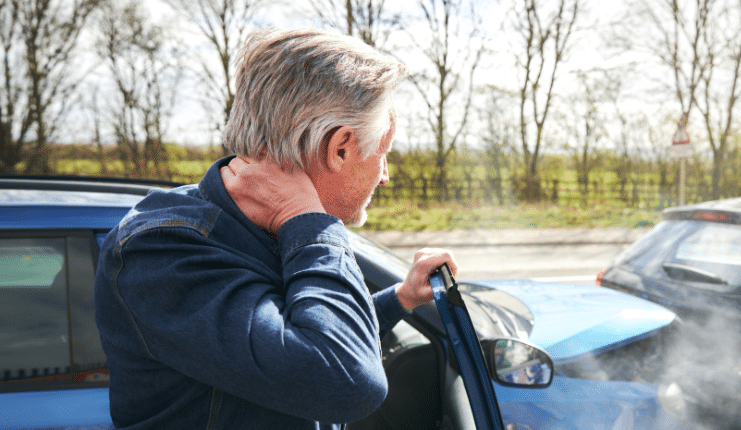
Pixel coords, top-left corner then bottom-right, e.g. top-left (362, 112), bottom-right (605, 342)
top-left (347, 230), bottom-right (410, 280)
top-left (0, 238), bottom-right (71, 382)
top-left (618, 220), bottom-right (741, 289)
top-left (0, 232), bottom-right (109, 388)
top-left (0, 239), bottom-right (65, 287)
top-left (67, 235), bottom-right (108, 381)
top-left (612, 221), bottom-right (675, 267)
top-left (675, 223), bottom-right (741, 266)
top-left (459, 284), bottom-right (533, 339)
top-left (672, 222), bottom-right (741, 288)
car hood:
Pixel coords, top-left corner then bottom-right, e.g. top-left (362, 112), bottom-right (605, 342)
top-left (467, 279), bottom-right (677, 363)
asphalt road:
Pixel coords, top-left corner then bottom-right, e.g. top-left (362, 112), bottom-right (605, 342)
top-left (361, 228), bottom-right (651, 284)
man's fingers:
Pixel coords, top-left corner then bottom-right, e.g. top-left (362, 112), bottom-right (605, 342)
top-left (413, 248), bottom-right (458, 278)
top-left (223, 156), bottom-right (325, 233)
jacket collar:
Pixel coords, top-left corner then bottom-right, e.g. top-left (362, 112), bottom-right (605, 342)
top-left (198, 155), bottom-right (280, 255)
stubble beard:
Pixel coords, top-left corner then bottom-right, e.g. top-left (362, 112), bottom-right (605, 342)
top-left (345, 193), bottom-right (374, 228)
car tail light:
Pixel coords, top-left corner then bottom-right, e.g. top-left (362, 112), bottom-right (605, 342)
top-left (663, 209), bottom-right (740, 223)
top-left (691, 210), bottom-right (733, 222)
top-left (595, 269), bottom-right (606, 286)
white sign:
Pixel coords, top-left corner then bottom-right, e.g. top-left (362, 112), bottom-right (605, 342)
top-left (670, 118), bottom-right (692, 159)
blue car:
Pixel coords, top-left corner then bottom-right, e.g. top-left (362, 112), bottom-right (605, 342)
top-left (0, 177), bottom-right (687, 429)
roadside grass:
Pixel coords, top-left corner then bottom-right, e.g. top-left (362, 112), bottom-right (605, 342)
top-left (358, 201), bottom-right (663, 231)
top-left (51, 157), bottom-right (665, 231)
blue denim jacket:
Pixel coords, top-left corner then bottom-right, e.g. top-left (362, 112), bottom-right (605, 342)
top-left (94, 156), bottom-right (410, 429)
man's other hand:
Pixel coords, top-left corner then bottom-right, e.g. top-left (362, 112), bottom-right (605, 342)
top-left (396, 248), bottom-right (458, 311)
top-left (222, 157), bottom-right (325, 234)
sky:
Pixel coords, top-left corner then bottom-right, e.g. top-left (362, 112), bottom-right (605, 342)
top-left (79, 0), bottom-right (692, 156)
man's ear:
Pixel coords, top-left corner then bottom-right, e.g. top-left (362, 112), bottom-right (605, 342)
top-left (325, 126), bottom-right (357, 173)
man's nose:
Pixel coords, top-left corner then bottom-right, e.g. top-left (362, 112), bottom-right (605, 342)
top-left (379, 157), bottom-right (389, 186)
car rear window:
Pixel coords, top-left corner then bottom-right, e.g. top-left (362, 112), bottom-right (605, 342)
top-left (675, 223), bottom-right (741, 266)
top-left (616, 220), bottom-right (741, 290)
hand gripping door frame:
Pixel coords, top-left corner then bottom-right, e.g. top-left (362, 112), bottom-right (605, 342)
top-left (430, 263), bottom-right (505, 430)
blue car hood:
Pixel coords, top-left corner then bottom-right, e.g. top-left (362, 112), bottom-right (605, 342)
top-left (469, 280), bottom-right (677, 363)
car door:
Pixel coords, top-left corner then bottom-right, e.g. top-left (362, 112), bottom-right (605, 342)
top-left (430, 263), bottom-right (505, 430)
top-left (0, 230), bottom-right (113, 429)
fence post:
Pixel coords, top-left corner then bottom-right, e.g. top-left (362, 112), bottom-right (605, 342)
top-left (551, 180), bottom-right (559, 203)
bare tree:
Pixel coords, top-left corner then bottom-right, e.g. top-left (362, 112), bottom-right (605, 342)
top-left (307, 0), bottom-right (399, 47)
top-left (478, 90), bottom-right (519, 205)
top-left (163, 0), bottom-right (263, 150)
top-left (0, 0), bottom-right (102, 174)
top-left (563, 71), bottom-right (610, 205)
top-left (97, 0), bottom-right (182, 179)
top-left (0, 0), bottom-right (26, 174)
top-left (614, 0), bottom-right (741, 199)
top-left (407, 0), bottom-right (485, 201)
top-left (509, 0), bottom-right (581, 200)
top-left (613, 0), bottom-right (713, 120)
top-left (85, 85), bottom-right (109, 176)
top-left (607, 72), bottom-right (653, 207)
top-left (696, 1), bottom-right (741, 199)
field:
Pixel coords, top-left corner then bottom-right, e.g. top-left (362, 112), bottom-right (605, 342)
top-left (49, 152), bottom-right (682, 232)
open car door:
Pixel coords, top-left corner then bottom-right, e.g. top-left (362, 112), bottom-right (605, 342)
top-left (431, 263), bottom-right (504, 430)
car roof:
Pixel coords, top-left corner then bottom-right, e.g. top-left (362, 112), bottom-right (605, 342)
top-left (0, 176), bottom-right (180, 196)
top-left (0, 188), bottom-right (144, 207)
top-left (0, 177), bottom-right (173, 230)
top-left (663, 197), bottom-right (741, 224)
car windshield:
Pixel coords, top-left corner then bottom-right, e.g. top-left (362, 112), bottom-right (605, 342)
top-left (459, 284), bottom-right (532, 339)
top-left (348, 231), bottom-right (533, 340)
top-left (348, 230), bottom-right (411, 280)
top-left (617, 220), bottom-right (741, 292)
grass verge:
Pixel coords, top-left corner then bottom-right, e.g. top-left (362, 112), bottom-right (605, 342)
top-left (357, 202), bottom-right (663, 231)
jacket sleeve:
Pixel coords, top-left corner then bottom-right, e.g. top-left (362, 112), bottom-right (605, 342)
top-left (108, 212), bottom-right (387, 424)
top-left (372, 284), bottom-right (411, 340)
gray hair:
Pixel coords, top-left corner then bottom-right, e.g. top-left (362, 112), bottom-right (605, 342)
top-left (223, 28), bottom-right (407, 170)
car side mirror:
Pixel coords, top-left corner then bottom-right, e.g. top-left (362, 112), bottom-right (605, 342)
top-left (483, 338), bottom-right (553, 388)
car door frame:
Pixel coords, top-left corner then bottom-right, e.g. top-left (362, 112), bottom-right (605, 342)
top-left (431, 263), bottom-right (505, 430)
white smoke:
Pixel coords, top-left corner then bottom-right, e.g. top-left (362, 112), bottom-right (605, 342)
top-left (659, 313), bottom-right (741, 430)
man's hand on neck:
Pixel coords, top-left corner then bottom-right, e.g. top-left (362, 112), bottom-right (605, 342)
top-left (221, 156), bottom-right (326, 235)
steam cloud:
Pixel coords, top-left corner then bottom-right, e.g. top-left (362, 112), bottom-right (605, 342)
top-left (659, 313), bottom-right (741, 430)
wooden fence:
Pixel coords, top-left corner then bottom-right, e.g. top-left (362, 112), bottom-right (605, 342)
top-left (372, 176), bottom-right (725, 209)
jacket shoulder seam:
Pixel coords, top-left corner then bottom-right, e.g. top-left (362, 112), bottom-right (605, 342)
top-left (118, 206), bottom-right (222, 246)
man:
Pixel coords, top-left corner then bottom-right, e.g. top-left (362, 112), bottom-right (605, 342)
top-left (95, 28), bottom-right (457, 429)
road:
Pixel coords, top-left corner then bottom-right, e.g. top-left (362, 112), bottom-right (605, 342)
top-left (387, 243), bottom-right (628, 284)
top-left (361, 228), bottom-right (651, 285)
